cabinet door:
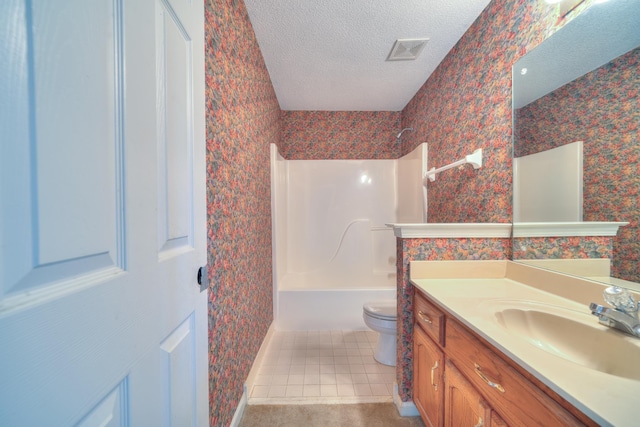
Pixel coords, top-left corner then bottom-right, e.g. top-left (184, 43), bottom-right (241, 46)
top-left (490, 411), bottom-right (508, 427)
top-left (444, 359), bottom-right (492, 427)
top-left (414, 324), bottom-right (444, 427)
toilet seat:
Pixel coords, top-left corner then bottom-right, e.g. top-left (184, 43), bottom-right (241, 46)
top-left (363, 301), bottom-right (397, 321)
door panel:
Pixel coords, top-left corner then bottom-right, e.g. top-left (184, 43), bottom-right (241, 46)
top-left (32, 0), bottom-right (122, 266)
top-left (0, 0), bottom-right (207, 425)
top-left (76, 379), bottom-right (130, 427)
top-left (1, 0), bottom-right (124, 303)
top-left (160, 314), bottom-right (198, 426)
top-left (156, 0), bottom-right (195, 258)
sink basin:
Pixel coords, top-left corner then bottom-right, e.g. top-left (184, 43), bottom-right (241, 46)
top-left (490, 301), bottom-right (640, 380)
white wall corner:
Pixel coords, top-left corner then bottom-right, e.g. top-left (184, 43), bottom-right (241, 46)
top-left (393, 383), bottom-right (419, 417)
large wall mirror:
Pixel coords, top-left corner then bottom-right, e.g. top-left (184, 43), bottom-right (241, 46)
top-left (512, 0), bottom-right (640, 285)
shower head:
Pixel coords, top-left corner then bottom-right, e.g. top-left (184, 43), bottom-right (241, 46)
top-left (397, 127), bottom-right (414, 139)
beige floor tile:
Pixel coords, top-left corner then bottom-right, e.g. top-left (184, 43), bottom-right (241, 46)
top-left (369, 383), bottom-right (388, 395)
top-left (289, 365), bottom-right (306, 375)
top-left (272, 374), bottom-right (289, 385)
top-left (351, 373), bottom-right (369, 384)
top-left (285, 385), bottom-right (304, 397)
top-left (304, 364), bottom-right (319, 374)
top-left (320, 373), bottom-right (336, 385)
top-left (250, 385), bottom-right (270, 398)
top-left (334, 364), bottom-right (350, 374)
top-left (353, 383), bottom-right (372, 396)
top-left (302, 384), bottom-right (320, 397)
top-left (349, 364), bottom-right (366, 374)
top-left (320, 384), bottom-right (337, 396)
top-left (287, 374), bottom-right (304, 385)
top-left (303, 374), bottom-right (319, 385)
top-left (267, 385), bottom-right (287, 398)
top-left (337, 384), bottom-right (355, 396)
top-left (320, 364), bottom-right (336, 374)
top-left (254, 374), bottom-right (272, 386)
top-left (335, 373), bottom-right (353, 385)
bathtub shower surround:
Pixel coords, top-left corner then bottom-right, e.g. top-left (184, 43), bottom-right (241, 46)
top-left (271, 144), bottom-right (427, 331)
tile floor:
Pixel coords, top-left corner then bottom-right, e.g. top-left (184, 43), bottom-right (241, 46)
top-left (249, 330), bottom-right (396, 404)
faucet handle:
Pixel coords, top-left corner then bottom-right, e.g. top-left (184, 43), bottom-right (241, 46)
top-left (603, 286), bottom-right (636, 312)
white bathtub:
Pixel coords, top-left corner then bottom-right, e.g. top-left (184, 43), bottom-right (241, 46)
top-left (275, 272), bottom-right (397, 331)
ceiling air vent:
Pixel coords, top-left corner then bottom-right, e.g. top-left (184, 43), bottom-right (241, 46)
top-left (387, 38), bottom-right (429, 61)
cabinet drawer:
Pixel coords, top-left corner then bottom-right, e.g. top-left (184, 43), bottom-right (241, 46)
top-left (414, 291), bottom-right (445, 345)
top-left (446, 319), bottom-right (583, 427)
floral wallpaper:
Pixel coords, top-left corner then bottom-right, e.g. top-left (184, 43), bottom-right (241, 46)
top-left (399, 0), bottom-right (579, 224)
top-left (205, 0), bottom-right (280, 425)
top-left (515, 48), bottom-right (640, 282)
top-left (512, 236), bottom-right (614, 259)
top-left (281, 111), bottom-right (401, 159)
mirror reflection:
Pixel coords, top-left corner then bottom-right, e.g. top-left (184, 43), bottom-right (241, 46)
top-left (512, 0), bottom-right (640, 284)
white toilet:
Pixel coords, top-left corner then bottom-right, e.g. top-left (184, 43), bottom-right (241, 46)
top-left (363, 300), bottom-right (397, 366)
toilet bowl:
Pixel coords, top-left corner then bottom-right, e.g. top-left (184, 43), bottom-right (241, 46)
top-left (363, 300), bottom-right (397, 366)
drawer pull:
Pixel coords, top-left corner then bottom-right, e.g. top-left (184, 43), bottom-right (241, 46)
top-left (474, 363), bottom-right (505, 393)
top-left (473, 417), bottom-right (483, 427)
top-left (430, 360), bottom-right (439, 390)
top-left (417, 310), bottom-right (433, 324)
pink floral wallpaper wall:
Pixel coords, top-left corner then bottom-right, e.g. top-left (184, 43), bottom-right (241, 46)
top-left (399, 0), bottom-right (571, 224)
top-left (281, 111), bottom-right (401, 159)
top-left (512, 236), bottom-right (614, 259)
top-left (205, 0), bottom-right (280, 425)
top-left (515, 48), bottom-right (640, 282)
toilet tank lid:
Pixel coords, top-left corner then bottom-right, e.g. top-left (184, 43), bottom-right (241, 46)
top-left (363, 301), bottom-right (397, 318)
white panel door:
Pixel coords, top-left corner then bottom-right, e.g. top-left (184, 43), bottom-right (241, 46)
top-left (0, 0), bottom-right (208, 425)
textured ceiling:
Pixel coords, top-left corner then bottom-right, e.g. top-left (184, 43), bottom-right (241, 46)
top-left (244, 0), bottom-right (492, 111)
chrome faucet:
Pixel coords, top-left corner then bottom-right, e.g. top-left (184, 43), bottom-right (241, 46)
top-left (590, 286), bottom-right (640, 338)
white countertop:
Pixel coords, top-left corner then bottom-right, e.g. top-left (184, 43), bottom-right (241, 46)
top-left (410, 260), bottom-right (640, 427)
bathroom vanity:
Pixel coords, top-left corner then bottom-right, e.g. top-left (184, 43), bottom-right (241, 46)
top-left (410, 260), bottom-right (640, 427)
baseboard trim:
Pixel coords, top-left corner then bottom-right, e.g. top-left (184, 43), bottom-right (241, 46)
top-left (229, 389), bottom-right (248, 427)
top-left (393, 383), bottom-right (419, 417)
top-left (245, 322), bottom-right (276, 393)
top-left (231, 322), bottom-right (276, 426)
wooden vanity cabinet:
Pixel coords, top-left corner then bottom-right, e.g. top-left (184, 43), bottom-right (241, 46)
top-left (413, 325), bottom-right (444, 427)
top-left (413, 289), bottom-right (594, 427)
top-left (446, 319), bottom-right (584, 426)
top-left (443, 359), bottom-right (492, 427)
